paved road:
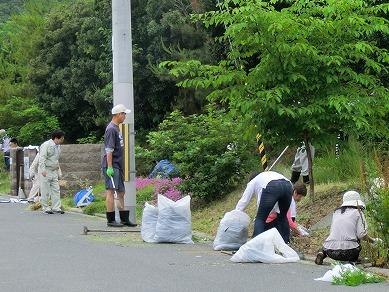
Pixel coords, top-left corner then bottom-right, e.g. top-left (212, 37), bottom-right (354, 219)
top-left (0, 198), bottom-right (388, 292)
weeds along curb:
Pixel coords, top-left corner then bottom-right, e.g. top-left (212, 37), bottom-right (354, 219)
top-left (300, 254), bottom-right (389, 280)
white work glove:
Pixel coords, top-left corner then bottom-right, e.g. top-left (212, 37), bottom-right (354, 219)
top-left (297, 225), bottom-right (310, 237)
top-left (372, 238), bottom-right (383, 245)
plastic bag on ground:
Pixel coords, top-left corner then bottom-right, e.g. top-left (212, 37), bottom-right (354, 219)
top-left (297, 224), bottom-right (310, 236)
top-left (141, 202), bottom-right (158, 243)
top-left (213, 210), bottom-right (250, 251)
top-left (154, 195), bottom-right (193, 244)
top-left (230, 228), bottom-right (300, 263)
top-left (73, 187), bottom-right (94, 207)
top-left (314, 264), bottom-right (358, 282)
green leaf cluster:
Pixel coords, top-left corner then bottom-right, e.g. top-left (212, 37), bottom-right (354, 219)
top-left (332, 267), bottom-right (385, 286)
top-left (367, 187), bottom-right (389, 252)
top-left (0, 97), bottom-right (59, 145)
top-left (137, 107), bottom-right (255, 201)
top-left (163, 0), bottom-right (389, 145)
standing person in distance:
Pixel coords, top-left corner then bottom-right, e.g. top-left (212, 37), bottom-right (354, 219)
top-left (0, 129), bottom-right (11, 171)
top-left (39, 130), bottom-right (65, 214)
top-left (102, 104), bottom-right (136, 227)
top-left (290, 142), bottom-right (314, 184)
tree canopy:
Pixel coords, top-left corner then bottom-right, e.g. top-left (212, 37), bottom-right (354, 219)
top-left (162, 0), bottom-right (389, 145)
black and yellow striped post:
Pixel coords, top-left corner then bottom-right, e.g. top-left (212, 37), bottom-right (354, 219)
top-left (256, 133), bottom-right (268, 170)
top-left (119, 123), bottom-right (130, 182)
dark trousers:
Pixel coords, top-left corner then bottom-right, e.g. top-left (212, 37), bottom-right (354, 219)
top-left (4, 156), bottom-right (10, 171)
top-left (253, 179), bottom-right (293, 242)
top-left (323, 246), bottom-right (361, 262)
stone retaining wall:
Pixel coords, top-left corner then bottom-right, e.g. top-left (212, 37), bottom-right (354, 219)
top-left (10, 144), bottom-right (103, 197)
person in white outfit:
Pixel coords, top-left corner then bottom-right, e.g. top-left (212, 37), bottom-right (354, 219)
top-left (27, 153), bottom-right (41, 202)
top-left (0, 129), bottom-right (11, 171)
top-left (39, 130), bottom-right (65, 214)
top-left (290, 142), bottom-right (315, 184)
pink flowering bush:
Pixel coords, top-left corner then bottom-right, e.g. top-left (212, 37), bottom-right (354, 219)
top-left (135, 177), bottom-right (183, 202)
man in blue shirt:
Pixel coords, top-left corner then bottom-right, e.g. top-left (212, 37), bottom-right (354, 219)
top-left (102, 104), bottom-right (136, 227)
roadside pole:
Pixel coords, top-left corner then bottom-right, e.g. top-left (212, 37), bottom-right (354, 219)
top-left (112, 0), bottom-right (136, 222)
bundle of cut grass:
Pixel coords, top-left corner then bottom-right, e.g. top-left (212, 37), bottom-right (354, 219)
top-left (332, 267), bottom-right (385, 286)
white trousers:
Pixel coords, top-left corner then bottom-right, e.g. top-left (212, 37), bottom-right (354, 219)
top-left (27, 176), bottom-right (40, 200)
top-left (40, 170), bottom-right (61, 211)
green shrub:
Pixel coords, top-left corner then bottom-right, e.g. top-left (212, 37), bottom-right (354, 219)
top-left (76, 133), bottom-right (102, 144)
top-left (367, 187), bottom-right (389, 265)
top-left (137, 108), bottom-right (254, 201)
top-left (135, 145), bottom-right (155, 177)
top-left (83, 195), bottom-right (105, 215)
top-left (332, 267), bottom-right (384, 286)
top-left (136, 185), bottom-right (154, 204)
top-left (0, 97), bottom-right (59, 146)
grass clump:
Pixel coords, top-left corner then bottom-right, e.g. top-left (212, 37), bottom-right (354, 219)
top-left (0, 171), bottom-right (10, 194)
top-left (332, 268), bottom-right (385, 286)
top-left (82, 196), bottom-right (105, 215)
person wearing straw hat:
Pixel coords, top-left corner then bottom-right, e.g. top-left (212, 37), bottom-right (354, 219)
top-left (315, 190), bottom-right (382, 265)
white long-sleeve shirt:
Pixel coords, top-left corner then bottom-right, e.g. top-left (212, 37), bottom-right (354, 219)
top-left (235, 171), bottom-right (291, 211)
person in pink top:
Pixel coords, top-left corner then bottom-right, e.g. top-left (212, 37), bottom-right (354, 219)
top-left (264, 182), bottom-right (307, 236)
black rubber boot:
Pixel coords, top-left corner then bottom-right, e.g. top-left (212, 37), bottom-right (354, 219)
top-left (302, 175), bottom-right (310, 184)
top-left (106, 211), bottom-right (124, 227)
top-left (290, 171), bottom-right (301, 184)
top-left (119, 210), bottom-right (137, 227)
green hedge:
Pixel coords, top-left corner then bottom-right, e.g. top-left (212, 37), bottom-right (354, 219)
top-left (136, 108), bottom-right (255, 201)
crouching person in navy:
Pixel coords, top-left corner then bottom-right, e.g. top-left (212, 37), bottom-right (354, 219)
top-left (102, 104), bottom-right (136, 227)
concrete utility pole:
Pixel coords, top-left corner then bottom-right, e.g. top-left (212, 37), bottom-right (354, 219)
top-left (112, 0), bottom-right (136, 222)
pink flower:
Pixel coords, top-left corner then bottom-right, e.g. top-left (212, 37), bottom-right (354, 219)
top-left (136, 177), bottom-right (183, 201)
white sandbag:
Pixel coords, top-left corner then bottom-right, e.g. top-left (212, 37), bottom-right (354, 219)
top-left (154, 195), bottom-right (193, 244)
top-left (213, 210), bottom-right (250, 251)
top-left (141, 202), bottom-right (158, 243)
top-left (231, 228), bottom-right (300, 263)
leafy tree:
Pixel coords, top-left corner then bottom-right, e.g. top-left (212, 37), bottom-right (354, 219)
top-left (0, 0), bottom-right (57, 101)
top-left (131, 0), bottom-right (220, 131)
top-left (0, 0), bottom-right (25, 23)
top-left (0, 97), bottom-right (59, 145)
top-left (0, 0), bottom-right (71, 146)
top-left (29, 0), bottom-right (111, 141)
top-left (28, 0), bottom-right (220, 142)
top-left (162, 0), bottom-right (389, 197)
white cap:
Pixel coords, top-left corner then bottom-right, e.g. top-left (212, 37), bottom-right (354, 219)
top-left (341, 191), bottom-right (365, 208)
top-left (0, 129), bottom-right (5, 135)
top-left (111, 104), bottom-right (131, 115)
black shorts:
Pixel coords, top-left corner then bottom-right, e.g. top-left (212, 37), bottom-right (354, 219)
top-left (103, 167), bottom-right (125, 193)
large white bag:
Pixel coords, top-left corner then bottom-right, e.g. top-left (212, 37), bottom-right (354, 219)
top-left (213, 210), bottom-right (250, 251)
top-left (141, 202), bottom-right (158, 243)
top-left (154, 195), bottom-right (193, 244)
top-left (231, 228), bottom-right (300, 263)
